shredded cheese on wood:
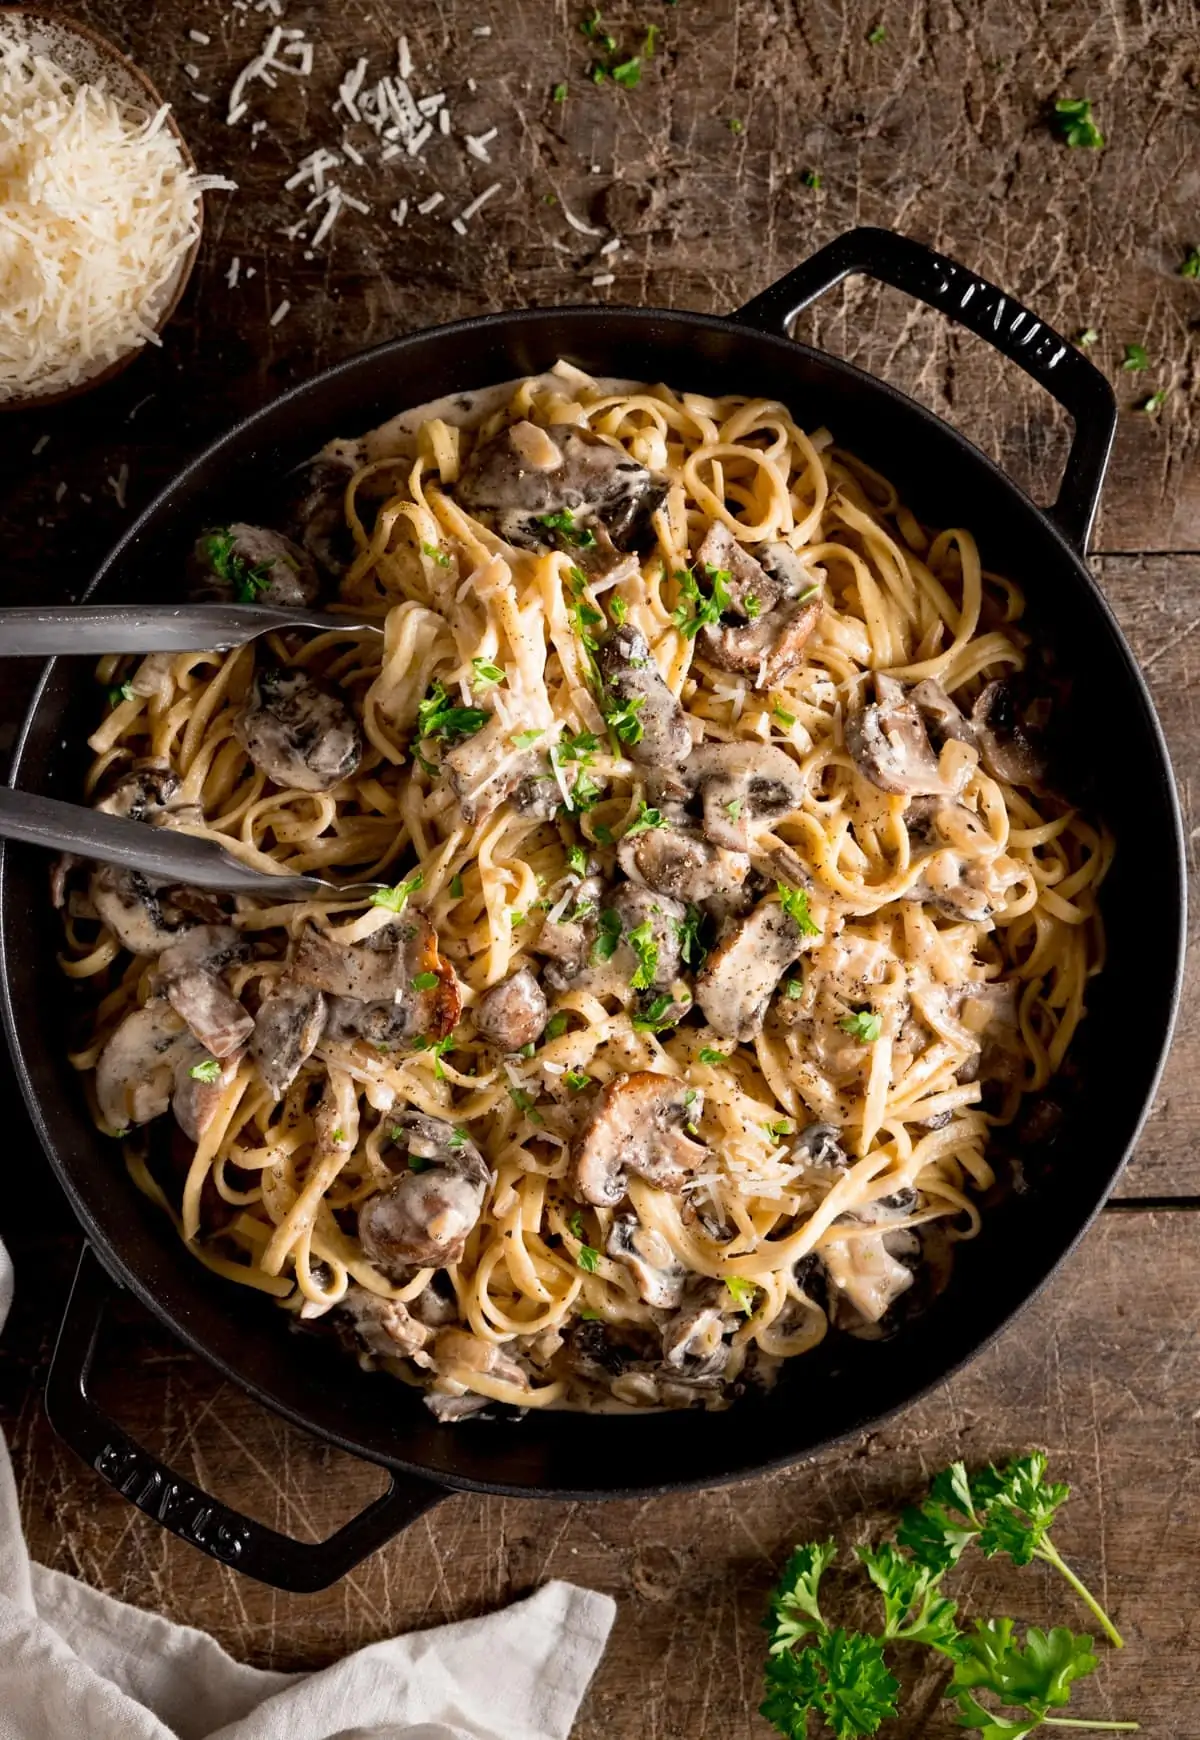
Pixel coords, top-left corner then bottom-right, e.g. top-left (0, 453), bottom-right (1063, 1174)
top-left (0, 32), bottom-right (235, 401)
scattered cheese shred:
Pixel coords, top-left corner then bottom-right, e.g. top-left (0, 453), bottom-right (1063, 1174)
top-left (0, 32), bottom-right (235, 401)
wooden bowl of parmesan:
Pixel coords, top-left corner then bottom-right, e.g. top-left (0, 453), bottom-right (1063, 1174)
top-left (0, 10), bottom-right (235, 408)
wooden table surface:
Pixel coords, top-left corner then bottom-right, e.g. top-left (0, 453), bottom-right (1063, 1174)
top-left (2, 2), bottom-right (1199, 1733)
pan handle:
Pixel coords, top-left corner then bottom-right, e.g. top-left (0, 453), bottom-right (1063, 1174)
top-left (45, 1244), bottom-right (447, 1593)
top-left (732, 226), bottom-right (1116, 552)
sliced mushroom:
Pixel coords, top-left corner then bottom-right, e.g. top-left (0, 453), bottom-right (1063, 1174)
top-left (442, 716), bottom-right (541, 828)
top-left (284, 450), bottom-right (357, 578)
top-left (606, 1213), bottom-right (688, 1308)
top-left (474, 967), bottom-right (548, 1051)
top-left (192, 522), bottom-right (319, 608)
top-left (971, 680), bottom-right (1048, 786)
top-left (154, 925), bottom-right (254, 1059)
top-left (958, 980), bottom-right (1024, 1087)
top-left (688, 741), bottom-right (806, 851)
top-left (234, 666), bottom-right (364, 794)
top-left (89, 867), bottom-right (199, 957)
top-left (845, 673), bottom-right (948, 797)
top-left (597, 625), bottom-right (692, 766)
top-left (94, 760), bottom-right (188, 824)
top-left (661, 1295), bottom-right (731, 1376)
top-left (357, 1112), bottom-right (489, 1270)
top-left (293, 911), bottom-right (459, 1048)
top-left (821, 1198), bottom-right (919, 1325)
top-left (341, 1283), bottom-right (432, 1360)
top-left (171, 1046), bottom-right (241, 1143)
top-left (693, 523), bottom-right (822, 685)
top-left (571, 1071), bottom-right (707, 1206)
top-left (539, 874), bottom-right (604, 990)
top-left (909, 680), bottom-right (978, 752)
top-left (606, 881), bottom-right (688, 991)
top-left (694, 896), bottom-right (806, 1041)
top-left (251, 981), bottom-right (327, 1098)
top-left (434, 1327), bottom-right (530, 1389)
top-left (618, 822), bottom-right (750, 905)
top-left (456, 421), bottom-right (666, 553)
top-left (96, 1000), bottom-right (196, 1133)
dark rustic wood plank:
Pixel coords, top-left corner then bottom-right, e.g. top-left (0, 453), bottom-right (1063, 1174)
top-left (2, 1214), bottom-right (1194, 1736)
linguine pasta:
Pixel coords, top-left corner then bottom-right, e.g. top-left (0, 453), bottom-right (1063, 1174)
top-left (57, 362), bottom-right (1110, 1418)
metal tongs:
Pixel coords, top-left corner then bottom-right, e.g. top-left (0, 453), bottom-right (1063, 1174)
top-left (0, 789), bottom-right (386, 902)
top-left (0, 602), bottom-right (385, 655)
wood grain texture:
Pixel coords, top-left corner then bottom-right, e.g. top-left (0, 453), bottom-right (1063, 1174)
top-left (3, 1214), bottom-right (1197, 1736)
top-left (0, 2), bottom-right (1198, 1730)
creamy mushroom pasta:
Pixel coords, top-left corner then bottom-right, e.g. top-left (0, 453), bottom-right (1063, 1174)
top-left (59, 363), bottom-right (1110, 1418)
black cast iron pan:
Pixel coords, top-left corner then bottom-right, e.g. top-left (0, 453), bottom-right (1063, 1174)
top-left (0, 228), bottom-right (1185, 1591)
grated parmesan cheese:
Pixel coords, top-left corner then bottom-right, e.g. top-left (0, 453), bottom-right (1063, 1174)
top-left (269, 298), bottom-right (290, 325)
top-left (0, 32), bottom-right (236, 401)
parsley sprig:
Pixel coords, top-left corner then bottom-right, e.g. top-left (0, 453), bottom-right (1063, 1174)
top-left (1054, 97), bottom-right (1104, 149)
top-left (416, 680), bottom-right (488, 743)
top-left (671, 561), bottom-right (732, 639)
top-left (761, 1454), bottom-right (1136, 1740)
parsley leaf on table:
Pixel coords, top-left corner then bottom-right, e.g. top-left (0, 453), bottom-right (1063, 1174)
top-left (762, 1632), bottom-right (899, 1740)
top-left (951, 1620), bottom-right (1137, 1736)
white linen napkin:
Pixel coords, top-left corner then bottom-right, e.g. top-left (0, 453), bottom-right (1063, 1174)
top-left (0, 1239), bottom-right (615, 1740)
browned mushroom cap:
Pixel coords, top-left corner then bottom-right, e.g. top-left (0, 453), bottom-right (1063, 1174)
top-left (688, 740), bottom-right (806, 851)
top-left (606, 1212), bottom-right (688, 1307)
top-left (474, 967), bottom-right (548, 1051)
top-left (192, 523), bottom-right (319, 608)
top-left (89, 866), bottom-right (200, 956)
top-left (570, 1071), bottom-right (707, 1207)
top-left (455, 421), bottom-right (666, 553)
top-left (154, 924), bottom-right (254, 1059)
top-left (971, 680), bottom-right (1048, 786)
top-left (606, 881), bottom-right (689, 989)
top-left (251, 981), bottom-right (327, 1098)
top-left (597, 625), bottom-right (692, 766)
top-left (358, 1112), bottom-right (489, 1270)
top-left (699, 595), bottom-right (822, 688)
top-left (909, 680), bottom-right (978, 752)
top-left (845, 673), bottom-right (950, 796)
top-left (694, 896), bottom-right (807, 1041)
top-left (694, 522), bottom-right (822, 686)
top-left (235, 666), bottom-right (364, 794)
top-left (539, 874), bottom-right (605, 991)
top-left (292, 911), bottom-right (460, 1047)
top-left (618, 823), bottom-right (750, 905)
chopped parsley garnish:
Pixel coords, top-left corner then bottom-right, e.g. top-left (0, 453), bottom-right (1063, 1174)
top-left (1054, 95), bottom-right (1104, 148)
top-left (1137, 388), bottom-right (1169, 413)
top-left (471, 656), bottom-right (505, 689)
top-left (568, 844), bottom-right (589, 875)
top-left (560, 728), bottom-right (600, 764)
top-left (578, 1307), bottom-right (602, 1321)
top-left (671, 561), bottom-right (733, 639)
top-left (107, 680), bottom-right (135, 706)
top-left (867, 22), bottom-right (886, 42)
top-left (785, 976), bottom-right (804, 999)
top-left (204, 528), bottom-right (273, 603)
top-left (411, 971), bottom-right (439, 992)
top-left (576, 1243), bottom-right (601, 1272)
top-left (725, 1275), bottom-right (758, 1314)
top-left (772, 701), bottom-right (796, 728)
top-left (369, 871), bottom-right (423, 912)
top-left (569, 768), bottom-right (605, 813)
top-left (624, 801), bottom-right (666, 837)
top-left (565, 1069), bottom-right (592, 1091)
top-left (332, 1126), bottom-right (346, 1144)
top-left (188, 1057), bottom-right (221, 1084)
top-left (1121, 343), bottom-right (1148, 372)
top-left (727, 117), bottom-right (745, 134)
top-left (507, 1085), bottom-right (543, 1123)
top-left (609, 594), bottom-right (627, 624)
top-left (510, 910), bottom-right (525, 928)
top-left (552, 80), bottom-right (567, 102)
top-left (672, 904), bottom-right (707, 970)
top-left (420, 540), bottom-right (451, 567)
top-left (518, 1041), bottom-right (536, 1059)
top-left (801, 168), bottom-right (822, 189)
top-left (743, 593), bottom-right (761, 620)
top-left (1181, 246), bottom-right (1200, 280)
top-left (840, 1008), bottom-right (883, 1042)
top-left (592, 906), bottom-right (622, 962)
top-left (512, 728), bottom-right (543, 749)
top-left (726, 797), bottom-right (744, 821)
top-left (407, 1154), bottom-right (431, 1172)
top-left (580, 8), bottom-right (615, 47)
top-left (632, 992), bottom-right (682, 1032)
top-left (1074, 327), bottom-right (1099, 348)
top-left (537, 506), bottom-right (597, 548)
top-left (593, 821), bottom-right (614, 845)
top-left (765, 1119), bottom-right (793, 1141)
top-left (777, 881), bottom-right (822, 937)
top-left (611, 56), bottom-right (641, 86)
top-left (601, 691), bottom-right (645, 746)
top-left (545, 1012), bottom-right (569, 1039)
top-left (416, 680), bottom-right (488, 743)
top-left (449, 873), bottom-right (464, 899)
top-left (447, 1127), bottom-right (468, 1149)
top-left (698, 1046), bottom-right (727, 1064)
top-left (569, 1209), bottom-right (587, 1238)
top-left (626, 919), bottom-right (659, 990)
top-left (412, 1030), bottom-right (456, 1079)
